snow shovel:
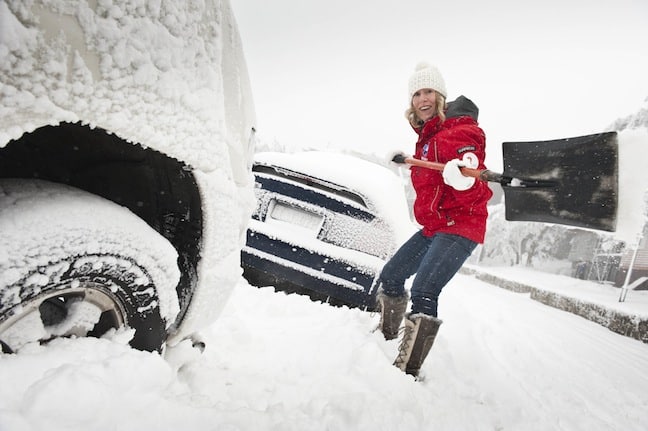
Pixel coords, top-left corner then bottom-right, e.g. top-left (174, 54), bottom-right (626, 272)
top-left (392, 131), bottom-right (618, 232)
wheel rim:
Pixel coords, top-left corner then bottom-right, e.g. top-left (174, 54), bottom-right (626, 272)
top-left (0, 283), bottom-right (126, 353)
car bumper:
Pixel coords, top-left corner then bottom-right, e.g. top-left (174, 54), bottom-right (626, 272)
top-left (241, 230), bottom-right (380, 310)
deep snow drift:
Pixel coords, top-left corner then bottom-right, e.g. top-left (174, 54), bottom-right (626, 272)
top-left (1, 272), bottom-right (647, 431)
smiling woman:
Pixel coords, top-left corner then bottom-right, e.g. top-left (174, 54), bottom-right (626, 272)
top-left (374, 62), bottom-right (493, 378)
top-left (407, 62), bottom-right (447, 124)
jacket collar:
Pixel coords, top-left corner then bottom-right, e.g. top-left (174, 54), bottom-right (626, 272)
top-left (413, 115), bottom-right (442, 137)
top-left (414, 112), bottom-right (477, 139)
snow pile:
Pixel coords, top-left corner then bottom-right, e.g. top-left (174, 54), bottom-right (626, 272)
top-left (1, 276), bottom-right (647, 431)
top-left (473, 265), bottom-right (648, 317)
top-left (465, 264), bottom-right (648, 343)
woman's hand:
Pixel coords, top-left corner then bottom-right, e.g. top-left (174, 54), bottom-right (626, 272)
top-left (442, 158), bottom-right (476, 191)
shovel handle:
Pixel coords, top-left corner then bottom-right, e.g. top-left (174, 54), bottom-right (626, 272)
top-left (394, 155), bottom-right (502, 183)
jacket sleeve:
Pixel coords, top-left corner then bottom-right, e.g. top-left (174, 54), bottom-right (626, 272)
top-left (437, 122), bottom-right (491, 214)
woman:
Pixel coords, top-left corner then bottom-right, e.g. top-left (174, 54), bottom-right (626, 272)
top-left (377, 62), bottom-right (492, 378)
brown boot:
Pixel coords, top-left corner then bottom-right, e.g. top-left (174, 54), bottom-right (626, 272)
top-left (376, 291), bottom-right (408, 340)
top-left (393, 313), bottom-right (442, 377)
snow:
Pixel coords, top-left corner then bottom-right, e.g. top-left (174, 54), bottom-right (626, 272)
top-left (470, 265), bottom-right (648, 319)
top-left (0, 179), bottom-right (181, 330)
top-left (0, 0), bottom-right (239, 172)
top-left (1, 274), bottom-right (647, 431)
top-left (1, 1), bottom-right (648, 430)
top-left (2, 151), bottom-right (648, 428)
top-left (0, 136), bottom-right (646, 424)
top-left (5, 152), bottom-right (647, 429)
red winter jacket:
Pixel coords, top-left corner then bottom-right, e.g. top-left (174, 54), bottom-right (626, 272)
top-left (410, 96), bottom-right (493, 243)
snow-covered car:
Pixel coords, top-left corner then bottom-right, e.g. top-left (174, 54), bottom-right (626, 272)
top-left (241, 151), bottom-right (413, 310)
top-left (0, 0), bottom-right (256, 353)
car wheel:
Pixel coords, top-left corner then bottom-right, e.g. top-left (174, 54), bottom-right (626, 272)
top-left (0, 179), bottom-right (181, 353)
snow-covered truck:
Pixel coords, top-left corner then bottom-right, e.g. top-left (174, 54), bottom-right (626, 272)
top-left (0, 0), bottom-right (256, 353)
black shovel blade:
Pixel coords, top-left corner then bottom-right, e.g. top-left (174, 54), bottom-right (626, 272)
top-left (501, 131), bottom-right (618, 232)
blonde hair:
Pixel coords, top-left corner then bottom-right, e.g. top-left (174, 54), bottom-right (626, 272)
top-left (405, 91), bottom-right (446, 128)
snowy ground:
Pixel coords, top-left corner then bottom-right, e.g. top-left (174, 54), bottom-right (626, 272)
top-left (471, 265), bottom-right (648, 318)
top-left (1, 269), bottom-right (647, 431)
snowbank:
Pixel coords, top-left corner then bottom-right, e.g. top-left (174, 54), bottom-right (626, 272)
top-left (464, 264), bottom-right (648, 343)
top-left (1, 274), bottom-right (647, 431)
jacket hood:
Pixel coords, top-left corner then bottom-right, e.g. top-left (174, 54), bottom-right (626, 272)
top-left (446, 95), bottom-right (479, 121)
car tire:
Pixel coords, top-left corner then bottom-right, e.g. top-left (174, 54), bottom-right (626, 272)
top-left (0, 179), bottom-right (181, 353)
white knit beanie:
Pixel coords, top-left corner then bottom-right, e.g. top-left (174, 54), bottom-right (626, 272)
top-left (408, 62), bottom-right (447, 99)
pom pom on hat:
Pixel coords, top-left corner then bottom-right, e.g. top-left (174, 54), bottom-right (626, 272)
top-left (408, 62), bottom-right (447, 99)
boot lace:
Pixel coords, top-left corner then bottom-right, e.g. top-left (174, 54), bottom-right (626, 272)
top-left (393, 321), bottom-right (415, 370)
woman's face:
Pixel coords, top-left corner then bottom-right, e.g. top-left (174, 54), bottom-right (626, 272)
top-left (412, 88), bottom-right (437, 122)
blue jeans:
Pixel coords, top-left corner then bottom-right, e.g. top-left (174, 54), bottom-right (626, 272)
top-left (378, 231), bottom-right (477, 317)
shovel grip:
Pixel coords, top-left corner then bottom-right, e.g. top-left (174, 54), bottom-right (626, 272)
top-left (396, 156), bottom-right (499, 182)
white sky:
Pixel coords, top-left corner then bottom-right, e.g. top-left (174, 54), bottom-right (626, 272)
top-left (230, 0), bottom-right (648, 171)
